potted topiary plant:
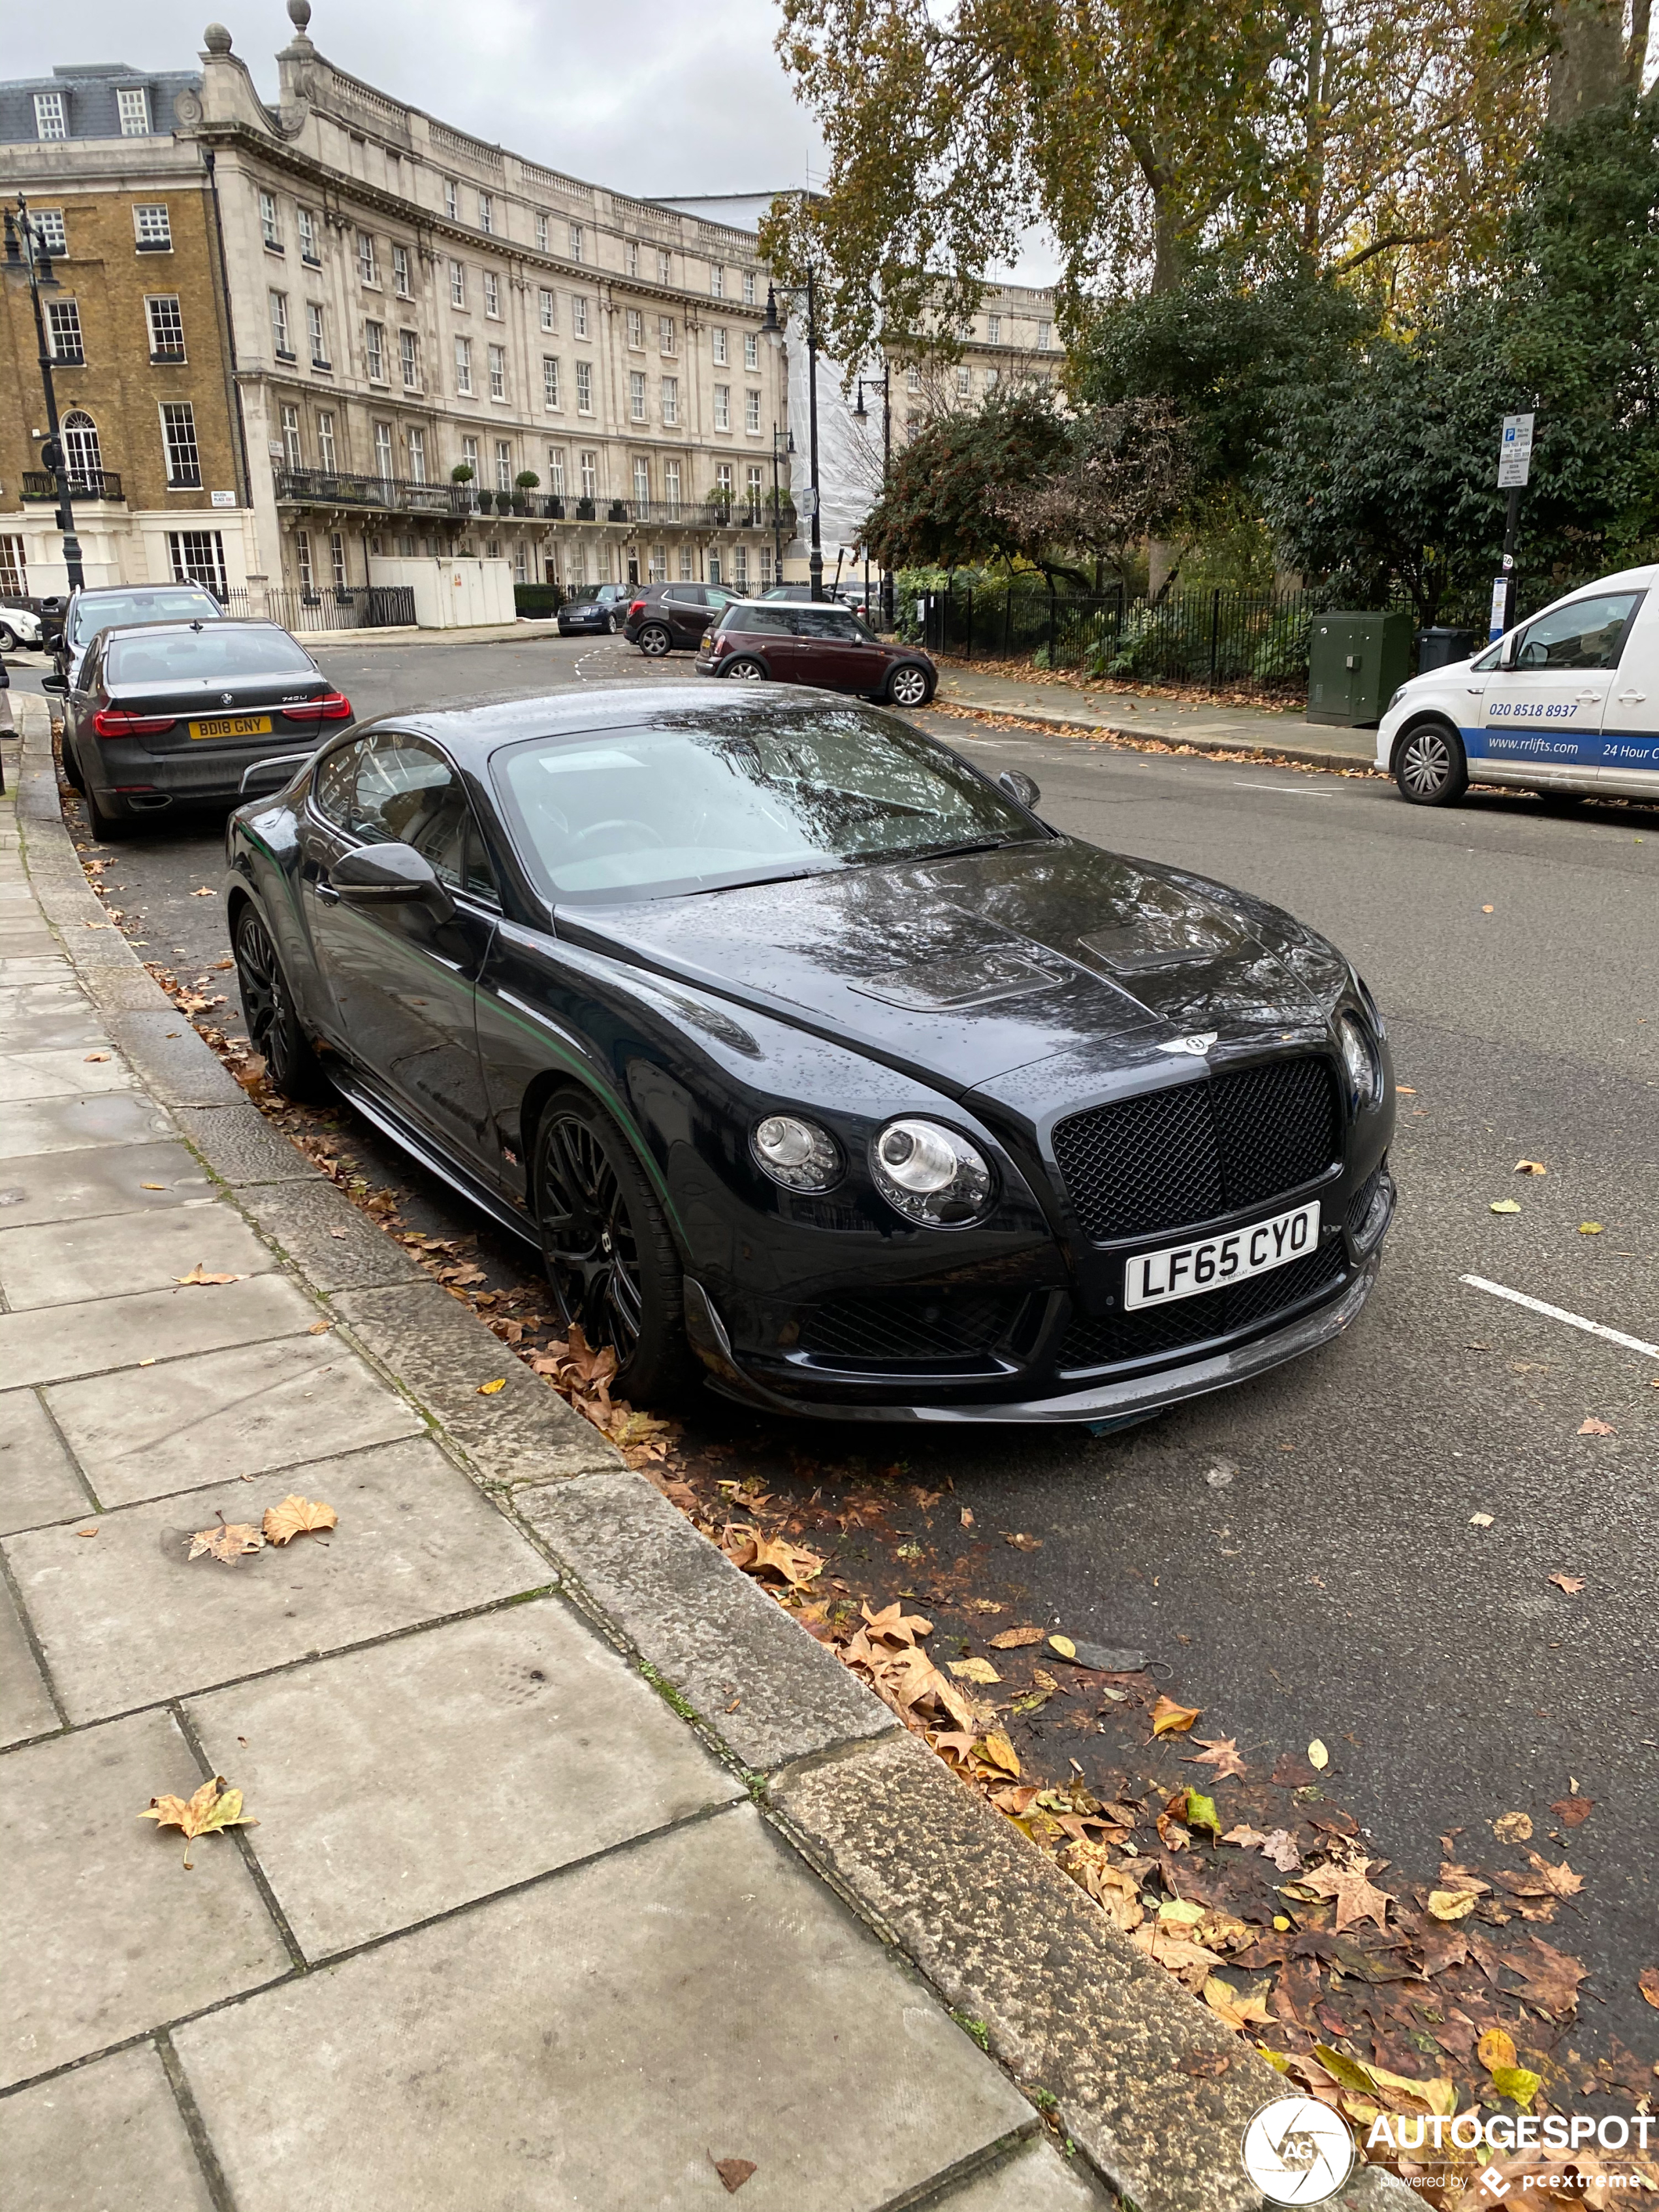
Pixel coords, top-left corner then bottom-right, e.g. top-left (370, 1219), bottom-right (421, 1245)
top-left (513, 469), bottom-right (539, 516)
top-left (575, 495), bottom-right (596, 521)
top-left (450, 461), bottom-right (475, 513)
top-left (607, 498), bottom-right (628, 522)
top-left (707, 483), bottom-right (735, 521)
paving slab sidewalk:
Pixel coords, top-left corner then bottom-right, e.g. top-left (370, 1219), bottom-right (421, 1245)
top-left (935, 664), bottom-right (1380, 771)
top-left (0, 703), bottom-right (1405, 2212)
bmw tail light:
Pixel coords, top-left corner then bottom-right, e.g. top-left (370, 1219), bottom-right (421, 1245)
top-left (91, 707), bottom-right (176, 739)
top-left (280, 692), bottom-right (353, 722)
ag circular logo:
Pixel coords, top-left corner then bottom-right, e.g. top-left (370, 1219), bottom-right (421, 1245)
top-left (1241, 2095), bottom-right (1356, 2205)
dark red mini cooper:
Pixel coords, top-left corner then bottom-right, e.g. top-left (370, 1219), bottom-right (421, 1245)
top-left (696, 600), bottom-right (937, 707)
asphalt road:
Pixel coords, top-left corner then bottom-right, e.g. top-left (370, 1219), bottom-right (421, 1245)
top-left (33, 630), bottom-right (1659, 2070)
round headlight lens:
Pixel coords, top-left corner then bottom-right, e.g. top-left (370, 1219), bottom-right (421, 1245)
top-left (751, 1113), bottom-right (841, 1192)
top-left (871, 1117), bottom-right (993, 1227)
top-left (1338, 1014), bottom-right (1381, 1109)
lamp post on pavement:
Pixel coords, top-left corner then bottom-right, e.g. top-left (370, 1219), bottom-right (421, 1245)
top-left (760, 272), bottom-right (824, 600)
top-left (851, 366), bottom-right (892, 630)
top-left (769, 425), bottom-right (794, 588)
top-left (3, 195), bottom-right (84, 593)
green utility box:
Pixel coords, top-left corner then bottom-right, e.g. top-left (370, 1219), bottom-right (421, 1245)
top-left (1306, 611), bottom-right (1413, 727)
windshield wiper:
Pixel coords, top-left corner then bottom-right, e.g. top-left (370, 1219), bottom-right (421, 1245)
top-left (681, 860), bottom-right (846, 897)
top-left (854, 834), bottom-right (1027, 866)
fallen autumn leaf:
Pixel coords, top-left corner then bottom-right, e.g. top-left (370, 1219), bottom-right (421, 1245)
top-left (1489, 1198), bottom-right (1522, 1215)
top-left (1185, 1737), bottom-right (1247, 1779)
top-left (948, 1657), bottom-right (1001, 1684)
top-left (1638, 1966), bottom-right (1659, 2010)
top-left (1492, 1810), bottom-right (1534, 1844)
top-left (1550, 1794), bottom-right (1594, 1827)
top-left (174, 1262), bottom-right (244, 1286)
top-left (988, 1625), bottom-right (1046, 1650)
top-left (711, 2155), bottom-right (756, 2194)
top-left (187, 1517), bottom-right (265, 1564)
top-left (138, 1775), bottom-right (257, 1868)
top-left (1576, 1416), bottom-right (1615, 1436)
top-left (1513, 1159), bottom-right (1547, 1175)
top-left (1307, 1737), bottom-right (1330, 1771)
top-left (477, 1377), bottom-right (507, 1395)
top-left (262, 1495), bottom-right (338, 1546)
top-left (1150, 1695), bottom-right (1202, 1737)
top-left (1547, 1571), bottom-right (1587, 1594)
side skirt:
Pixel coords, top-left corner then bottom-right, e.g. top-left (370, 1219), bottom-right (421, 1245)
top-left (324, 1064), bottom-right (541, 1253)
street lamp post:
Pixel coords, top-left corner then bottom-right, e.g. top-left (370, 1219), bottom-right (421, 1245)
top-left (851, 366), bottom-right (892, 630)
top-left (769, 425), bottom-right (794, 588)
top-left (3, 196), bottom-right (84, 593)
top-left (760, 272), bottom-right (824, 600)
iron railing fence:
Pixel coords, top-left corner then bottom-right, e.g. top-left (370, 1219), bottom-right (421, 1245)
top-left (216, 584), bottom-right (417, 633)
top-left (912, 581), bottom-right (1322, 688)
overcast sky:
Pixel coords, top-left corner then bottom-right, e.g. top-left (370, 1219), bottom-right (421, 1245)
top-left (11, 0), bottom-right (1057, 278)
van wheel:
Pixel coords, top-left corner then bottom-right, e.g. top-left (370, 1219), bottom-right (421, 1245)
top-left (638, 622), bottom-right (672, 656)
top-left (1394, 720), bottom-right (1468, 805)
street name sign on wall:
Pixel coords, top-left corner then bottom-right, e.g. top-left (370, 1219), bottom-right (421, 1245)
top-left (1498, 413), bottom-right (1535, 489)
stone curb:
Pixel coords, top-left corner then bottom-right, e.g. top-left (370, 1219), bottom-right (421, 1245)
top-left (11, 713), bottom-right (1409, 2212)
top-left (936, 684), bottom-right (1378, 774)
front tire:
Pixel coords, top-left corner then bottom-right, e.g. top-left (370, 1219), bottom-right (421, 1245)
top-left (233, 904), bottom-right (332, 1102)
top-left (0, 623), bottom-right (18, 652)
top-left (638, 622), bottom-right (671, 658)
top-left (723, 657), bottom-right (766, 681)
top-left (1394, 719), bottom-right (1468, 806)
top-left (532, 1089), bottom-right (694, 1404)
top-left (885, 662), bottom-right (932, 709)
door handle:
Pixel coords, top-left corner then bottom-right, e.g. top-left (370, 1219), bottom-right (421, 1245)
top-left (1618, 689), bottom-right (1647, 703)
top-left (1575, 690), bottom-right (1602, 703)
top-left (315, 879), bottom-right (340, 903)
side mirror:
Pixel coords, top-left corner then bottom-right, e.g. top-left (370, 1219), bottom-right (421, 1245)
top-left (39, 673), bottom-right (69, 696)
top-left (329, 841), bottom-right (453, 916)
top-left (997, 768), bottom-right (1040, 809)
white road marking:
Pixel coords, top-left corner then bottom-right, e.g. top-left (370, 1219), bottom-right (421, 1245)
top-left (1460, 1274), bottom-right (1659, 1360)
top-left (1231, 780), bottom-right (1333, 795)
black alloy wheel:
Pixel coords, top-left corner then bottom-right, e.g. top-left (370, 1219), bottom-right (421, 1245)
top-left (1394, 720), bottom-right (1468, 806)
top-left (723, 657), bottom-right (766, 681)
top-left (233, 904), bottom-right (332, 1102)
top-left (532, 1091), bottom-right (693, 1402)
top-left (885, 662), bottom-right (931, 709)
top-left (638, 622), bottom-right (672, 656)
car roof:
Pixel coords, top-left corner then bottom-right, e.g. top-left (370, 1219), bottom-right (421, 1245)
top-left (357, 684), bottom-right (890, 763)
top-left (97, 618), bottom-right (298, 644)
top-left (71, 582), bottom-right (222, 601)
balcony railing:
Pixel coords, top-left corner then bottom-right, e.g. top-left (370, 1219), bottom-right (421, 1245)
top-left (272, 468), bottom-right (797, 533)
top-left (22, 470), bottom-right (123, 502)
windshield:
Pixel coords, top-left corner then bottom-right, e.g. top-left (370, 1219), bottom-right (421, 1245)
top-left (106, 627), bottom-right (317, 684)
top-left (494, 703), bottom-right (1044, 902)
top-left (70, 588), bottom-right (223, 645)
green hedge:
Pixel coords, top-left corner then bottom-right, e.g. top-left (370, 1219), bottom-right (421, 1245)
top-left (513, 584), bottom-right (566, 617)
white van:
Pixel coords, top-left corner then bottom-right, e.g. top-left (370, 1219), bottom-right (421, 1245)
top-left (1375, 563), bottom-right (1659, 806)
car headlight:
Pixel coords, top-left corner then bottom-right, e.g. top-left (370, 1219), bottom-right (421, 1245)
top-left (1337, 1013), bottom-right (1381, 1110)
top-left (871, 1117), bottom-right (993, 1227)
top-left (1387, 685), bottom-right (1408, 712)
top-left (751, 1113), bottom-right (841, 1192)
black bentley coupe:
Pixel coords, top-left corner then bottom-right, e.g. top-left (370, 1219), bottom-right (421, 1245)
top-left (225, 687), bottom-right (1394, 1424)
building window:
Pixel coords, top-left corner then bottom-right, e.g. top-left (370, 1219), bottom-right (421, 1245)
top-left (543, 357), bottom-right (561, 409)
top-left (269, 291), bottom-right (292, 357)
top-left (1037, 321), bottom-right (1052, 350)
top-left (515, 542), bottom-right (528, 583)
top-left (168, 529), bottom-right (227, 593)
top-left (579, 450), bottom-right (597, 500)
top-left (575, 361), bottom-right (592, 413)
top-left (259, 192), bottom-right (282, 249)
top-left (732, 545), bottom-right (749, 589)
top-left (34, 92), bottom-right (67, 140)
top-left (63, 411), bottom-right (102, 482)
top-left (0, 536), bottom-right (26, 596)
top-left (296, 528), bottom-right (314, 586)
top-left (317, 410), bottom-right (336, 470)
top-left (495, 439), bottom-right (513, 492)
top-left (33, 208), bottom-right (67, 254)
top-left (160, 402), bottom-right (201, 487)
top-left (678, 543), bottom-right (694, 581)
top-left (133, 204), bottom-right (172, 250)
top-left (760, 543), bottom-right (773, 586)
top-left (400, 330), bottom-right (420, 388)
top-left (547, 447), bottom-right (565, 496)
top-left (956, 364), bottom-right (971, 399)
top-left (634, 457), bottom-right (650, 507)
top-left (656, 249), bottom-right (671, 284)
top-left (482, 270), bottom-right (500, 318)
top-left (715, 462), bottom-right (733, 497)
top-left (306, 302), bottom-right (329, 367)
top-left (374, 421), bottom-right (394, 479)
top-left (487, 344), bottom-right (506, 399)
top-left (660, 376), bottom-right (679, 426)
top-left (330, 530), bottom-right (348, 586)
top-left (361, 320), bottom-right (387, 382)
top-left (478, 191), bottom-right (494, 234)
top-left (746, 465), bottom-right (764, 519)
top-left (392, 243), bottom-right (411, 296)
top-left (713, 385), bottom-right (730, 432)
top-left (658, 315), bottom-right (675, 355)
top-left (986, 313), bottom-right (1001, 343)
top-left (449, 259), bottom-right (466, 308)
top-left (907, 364), bottom-right (922, 393)
top-left (297, 206), bottom-right (317, 262)
top-left (454, 336), bottom-right (473, 394)
top-left (534, 212), bottom-right (549, 251)
top-left (624, 240), bottom-right (639, 276)
top-left (713, 327), bottom-right (728, 366)
top-left (281, 404), bottom-right (301, 468)
top-left (709, 264), bottom-right (724, 298)
top-left (745, 389), bottom-right (761, 433)
top-left (568, 221), bottom-right (584, 261)
top-left (626, 308), bottom-right (643, 349)
top-left (461, 434), bottom-right (479, 482)
top-left (46, 300), bottom-right (84, 363)
top-left (117, 84), bottom-right (151, 135)
top-left (664, 460), bottom-right (681, 517)
top-left (984, 366), bottom-right (999, 391)
top-left (408, 427), bottom-right (427, 483)
top-left (352, 233), bottom-right (374, 287)
top-left (629, 371), bottom-right (646, 423)
top-left (744, 332), bottom-right (758, 372)
top-left (649, 543), bottom-right (667, 583)
top-left (573, 297), bottom-right (589, 340)
top-left (444, 178), bottom-right (459, 219)
top-left (540, 287), bottom-right (556, 331)
top-left (743, 270), bottom-right (756, 306)
top-left (143, 295), bottom-right (185, 367)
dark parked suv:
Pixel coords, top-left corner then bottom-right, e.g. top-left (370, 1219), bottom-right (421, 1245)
top-left (622, 582), bottom-right (739, 656)
top-left (696, 600), bottom-right (937, 707)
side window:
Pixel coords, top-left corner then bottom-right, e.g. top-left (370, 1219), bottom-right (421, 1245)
top-left (796, 607), bottom-right (859, 641)
top-left (313, 731), bottom-right (455, 845)
top-left (1513, 593), bottom-right (1640, 672)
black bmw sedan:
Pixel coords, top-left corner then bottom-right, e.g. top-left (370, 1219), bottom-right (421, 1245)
top-left (225, 688), bottom-right (1395, 1426)
top-left (51, 619), bottom-right (351, 840)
